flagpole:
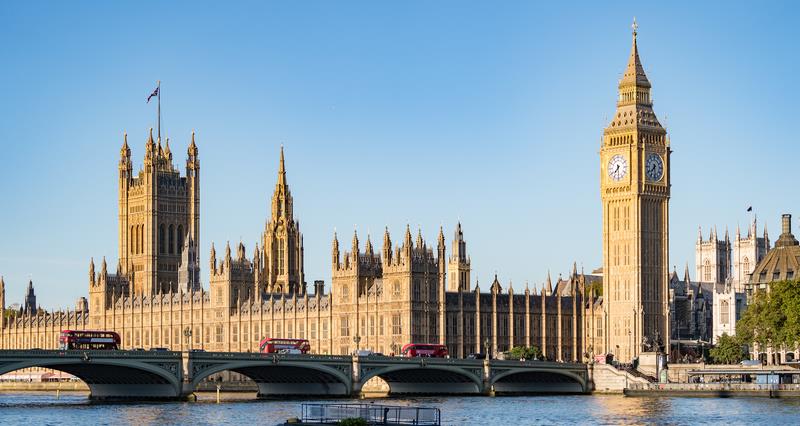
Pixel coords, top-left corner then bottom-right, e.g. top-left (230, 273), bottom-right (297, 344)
top-left (157, 80), bottom-right (161, 142)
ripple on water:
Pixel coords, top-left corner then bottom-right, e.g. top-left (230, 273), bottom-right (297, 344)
top-left (1, 393), bottom-right (800, 425)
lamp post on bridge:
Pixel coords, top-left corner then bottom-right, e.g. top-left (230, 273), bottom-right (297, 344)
top-left (183, 327), bottom-right (193, 352)
top-left (353, 334), bottom-right (361, 355)
top-left (484, 338), bottom-right (490, 360)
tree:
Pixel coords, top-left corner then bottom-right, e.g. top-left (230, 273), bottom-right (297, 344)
top-left (736, 280), bottom-right (800, 354)
top-left (508, 346), bottom-right (542, 360)
top-left (709, 333), bottom-right (746, 364)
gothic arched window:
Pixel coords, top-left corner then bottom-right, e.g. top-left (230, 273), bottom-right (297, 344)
top-left (159, 225), bottom-right (165, 254)
top-left (720, 300), bottom-right (730, 325)
top-left (277, 238), bottom-right (285, 275)
top-left (177, 225), bottom-right (184, 251)
top-left (743, 257), bottom-right (750, 275)
top-left (704, 259), bottom-right (712, 282)
top-left (168, 225), bottom-right (175, 254)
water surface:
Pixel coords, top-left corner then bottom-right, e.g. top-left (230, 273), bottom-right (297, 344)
top-left (1, 392), bottom-right (798, 425)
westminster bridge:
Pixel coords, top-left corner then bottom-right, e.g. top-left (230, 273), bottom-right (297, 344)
top-left (0, 350), bottom-right (589, 400)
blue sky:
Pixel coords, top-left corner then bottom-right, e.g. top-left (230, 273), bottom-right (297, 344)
top-left (0, 1), bottom-right (797, 308)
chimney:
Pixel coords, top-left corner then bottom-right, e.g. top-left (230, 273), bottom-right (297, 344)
top-left (782, 214), bottom-right (792, 236)
top-left (314, 280), bottom-right (325, 296)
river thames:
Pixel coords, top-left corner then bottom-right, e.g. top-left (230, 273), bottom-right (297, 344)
top-left (1, 392), bottom-right (799, 425)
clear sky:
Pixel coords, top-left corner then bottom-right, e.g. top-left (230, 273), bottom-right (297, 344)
top-left (0, 1), bottom-right (797, 309)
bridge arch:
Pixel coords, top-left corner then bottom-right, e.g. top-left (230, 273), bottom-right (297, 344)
top-left (0, 356), bottom-right (183, 400)
top-left (489, 368), bottom-right (587, 394)
top-left (359, 364), bottom-right (484, 395)
top-left (190, 360), bottom-right (352, 397)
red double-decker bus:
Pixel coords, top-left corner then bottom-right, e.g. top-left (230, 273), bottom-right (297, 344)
top-left (259, 337), bottom-right (311, 354)
top-left (59, 330), bottom-right (120, 350)
top-left (401, 343), bottom-right (449, 358)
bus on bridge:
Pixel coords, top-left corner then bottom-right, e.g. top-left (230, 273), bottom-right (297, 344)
top-left (401, 343), bottom-right (448, 358)
top-left (259, 337), bottom-right (311, 354)
top-left (58, 330), bottom-right (120, 351)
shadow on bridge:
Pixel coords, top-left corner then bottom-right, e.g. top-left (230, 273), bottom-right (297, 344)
top-left (189, 352), bottom-right (352, 398)
top-left (489, 361), bottom-right (589, 395)
top-left (358, 358), bottom-right (484, 396)
top-left (0, 350), bottom-right (184, 400)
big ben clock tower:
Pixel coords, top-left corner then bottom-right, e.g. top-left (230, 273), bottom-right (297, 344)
top-left (600, 20), bottom-right (670, 362)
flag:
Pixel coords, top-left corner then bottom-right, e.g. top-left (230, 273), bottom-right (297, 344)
top-left (147, 86), bottom-right (159, 103)
top-left (746, 206), bottom-right (752, 212)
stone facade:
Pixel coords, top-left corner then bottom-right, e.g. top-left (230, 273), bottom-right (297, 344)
top-left (696, 227), bottom-right (731, 285)
top-left (0, 133), bottom-right (588, 361)
top-left (733, 217), bottom-right (770, 292)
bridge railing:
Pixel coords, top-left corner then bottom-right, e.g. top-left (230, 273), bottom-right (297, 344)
top-left (301, 403), bottom-right (441, 425)
top-left (189, 351), bottom-right (351, 362)
top-left (0, 349), bottom-right (182, 359)
top-left (489, 359), bottom-right (586, 369)
top-left (358, 356), bottom-right (483, 366)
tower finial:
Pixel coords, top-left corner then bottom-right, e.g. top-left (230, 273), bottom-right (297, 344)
top-left (632, 16), bottom-right (638, 37)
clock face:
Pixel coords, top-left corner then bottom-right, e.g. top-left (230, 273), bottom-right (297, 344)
top-left (646, 153), bottom-right (664, 181)
top-left (607, 154), bottom-right (628, 181)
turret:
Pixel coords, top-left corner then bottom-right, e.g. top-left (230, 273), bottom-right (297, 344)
top-left (164, 138), bottom-right (172, 162)
top-left (210, 243), bottom-right (217, 274)
top-left (144, 128), bottom-right (156, 163)
top-left (89, 257), bottom-right (96, 287)
top-left (101, 256), bottom-right (107, 280)
top-left (350, 229), bottom-right (359, 256)
top-left (382, 227), bottom-right (392, 264)
top-left (404, 225), bottom-right (413, 254)
top-left (332, 231), bottom-right (340, 269)
top-left (119, 132), bottom-right (132, 176)
top-left (364, 234), bottom-right (375, 259)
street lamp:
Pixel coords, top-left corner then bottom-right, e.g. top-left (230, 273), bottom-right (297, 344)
top-left (183, 326), bottom-right (193, 352)
top-left (484, 338), bottom-right (490, 360)
top-left (353, 334), bottom-right (361, 354)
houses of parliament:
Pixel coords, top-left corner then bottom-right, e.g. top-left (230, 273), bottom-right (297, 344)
top-left (0, 24), bottom-right (669, 364)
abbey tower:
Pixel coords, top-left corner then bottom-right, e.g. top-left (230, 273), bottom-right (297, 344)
top-left (600, 22), bottom-right (671, 362)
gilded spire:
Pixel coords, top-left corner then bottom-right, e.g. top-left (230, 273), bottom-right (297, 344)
top-left (279, 145), bottom-right (285, 176)
top-left (620, 17), bottom-right (651, 89)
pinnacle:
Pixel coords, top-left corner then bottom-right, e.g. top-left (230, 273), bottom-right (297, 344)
top-left (620, 21), bottom-right (651, 89)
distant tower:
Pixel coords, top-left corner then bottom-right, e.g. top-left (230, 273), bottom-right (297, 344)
top-left (732, 216), bottom-right (770, 291)
top-left (600, 20), bottom-right (671, 362)
top-left (259, 147), bottom-right (305, 295)
top-left (0, 276), bottom-right (5, 326)
top-left (695, 226), bottom-right (731, 284)
top-left (178, 236), bottom-right (201, 293)
top-left (23, 280), bottom-right (36, 315)
top-left (447, 222), bottom-right (471, 292)
top-left (117, 130), bottom-right (200, 296)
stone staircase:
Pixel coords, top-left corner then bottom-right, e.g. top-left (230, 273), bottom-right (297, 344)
top-left (590, 364), bottom-right (651, 393)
